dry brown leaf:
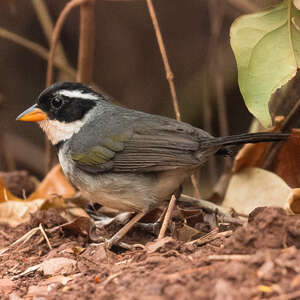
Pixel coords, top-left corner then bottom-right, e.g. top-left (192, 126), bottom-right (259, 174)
top-left (233, 118), bottom-right (283, 173)
top-left (0, 178), bottom-right (21, 203)
top-left (223, 167), bottom-right (292, 215)
top-left (0, 199), bottom-right (46, 226)
top-left (274, 129), bottom-right (300, 188)
top-left (29, 164), bottom-right (75, 200)
top-left (233, 142), bottom-right (271, 173)
top-left (59, 217), bottom-right (91, 236)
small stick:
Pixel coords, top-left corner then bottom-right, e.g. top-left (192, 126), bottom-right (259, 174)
top-left (31, 0), bottom-right (70, 67)
top-left (76, 0), bottom-right (96, 84)
top-left (39, 223), bottom-right (52, 250)
top-left (102, 271), bottom-right (123, 289)
top-left (146, 0), bottom-right (200, 229)
top-left (158, 195), bottom-right (176, 239)
top-left (46, 0), bottom-right (88, 86)
top-left (146, 0), bottom-right (180, 121)
top-left (0, 227), bottom-right (40, 256)
top-left (45, 0), bottom-right (88, 171)
top-left (178, 194), bottom-right (232, 217)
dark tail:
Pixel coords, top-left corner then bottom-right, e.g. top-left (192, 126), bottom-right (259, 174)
top-left (200, 132), bottom-right (289, 149)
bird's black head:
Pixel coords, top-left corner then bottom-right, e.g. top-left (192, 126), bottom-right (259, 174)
top-left (36, 82), bottom-right (99, 123)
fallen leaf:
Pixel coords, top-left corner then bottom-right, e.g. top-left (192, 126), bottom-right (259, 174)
top-left (0, 199), bottom-right (45, 226)
top-left (223, 167), bottom-right (292, 215)
top-left (60, 217), bottom-right (91, 236)
top-left (274, 129), bottom-right (300, 188)
top-left (40, 257), bottom-right (77, 276)
top-left (233, 128), bottom-right (300, 189)
top-left (233, 117), bottom-right (284, 173)
top-left (29, 164), bottom-right (75, 200)
top-left (0, 178), bottom-right (21, 203)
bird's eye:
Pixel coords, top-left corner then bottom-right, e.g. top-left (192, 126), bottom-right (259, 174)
top-left (51, 97), bottom-right (63, 109)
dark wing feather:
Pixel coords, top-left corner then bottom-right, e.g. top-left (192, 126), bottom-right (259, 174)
top-left (70, 108), bottom-right (212, 173)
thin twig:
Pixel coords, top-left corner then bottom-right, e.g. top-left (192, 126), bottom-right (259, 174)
top-left (146, 0), bottom-right (201, 230)
top-left (158, 195), bottom-right (176, 239)
top-left (102, 272), bottom-right (123, 289)
top-left (0, 227), bottom-right (40, 256)
top-left (39, 223), bottom-right (52, 250)
top-left (45, 0), bottom-right (88, 171)
top-left (178, 194), bottom-right (232, 217)
top-left (0, 27), bottom-right (75, 77)
top-left (46, 0), bottom-right (88, 86)
top-left (31, 0), bottom-right (70, 67)
top-left (146, 0), bottom-right (181, 121)
top-left (77, 0), bottom-right (96, 84)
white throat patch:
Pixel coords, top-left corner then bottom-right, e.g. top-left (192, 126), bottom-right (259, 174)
top-left (39, 119), bottom-right (84, 145)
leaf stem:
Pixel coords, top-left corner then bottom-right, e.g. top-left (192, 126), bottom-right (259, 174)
top-left (288, 0), bottom-right (297, 66)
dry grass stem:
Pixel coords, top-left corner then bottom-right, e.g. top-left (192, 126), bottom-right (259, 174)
top-left (146, 0), bottom-right (201, 231)
top-left (39, 223), bottom-right (52, 250)
top-left (46, 0), bottom-right (88, 86)
top-left (178, 194), bottom-right (232, 217)
top-left (158, 195), bottom-right (176, 240)
top-left (146, 0), bottom-right (180, 121)
top-left (0, 227), bottom-right (40, 256)
top-left (31, 0), bottom-right (69, 66)
top-left (77, 0), bottom-right (96, 84)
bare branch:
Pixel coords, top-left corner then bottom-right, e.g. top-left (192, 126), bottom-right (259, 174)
top-left (46, 0), bottom-right (88, 86)
top-left (77, 0), bottom-right (96, 84)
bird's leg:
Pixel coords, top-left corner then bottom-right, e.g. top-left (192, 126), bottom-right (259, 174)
top-left (106, 212), bottom-right (146, 248)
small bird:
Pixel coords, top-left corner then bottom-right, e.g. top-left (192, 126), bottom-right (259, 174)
top-left (17, 82), bottom-right (288, 247)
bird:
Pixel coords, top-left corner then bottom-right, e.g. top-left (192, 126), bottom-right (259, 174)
top-left (17, 82), bottom-right (289, 247)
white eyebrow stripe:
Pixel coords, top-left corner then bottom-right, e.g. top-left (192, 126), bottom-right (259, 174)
top-left (57, 89), bottom-right (99, 100)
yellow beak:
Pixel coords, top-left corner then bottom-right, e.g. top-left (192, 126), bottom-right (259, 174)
top-left (16, 104), bottom-right (47, 122)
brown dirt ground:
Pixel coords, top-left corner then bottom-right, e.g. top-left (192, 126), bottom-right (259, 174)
top-left (0, 206), bottom-right (300, 299)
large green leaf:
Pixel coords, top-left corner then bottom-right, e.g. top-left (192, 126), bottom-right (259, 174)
top-left (230, 0), bottom-right (300, 127)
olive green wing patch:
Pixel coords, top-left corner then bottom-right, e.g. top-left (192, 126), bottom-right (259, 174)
top-left (71, 133), bottom-right (130, 173)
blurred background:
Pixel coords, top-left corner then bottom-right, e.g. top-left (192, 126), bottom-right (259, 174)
top-left (0, 0), bottom-right (282, 194)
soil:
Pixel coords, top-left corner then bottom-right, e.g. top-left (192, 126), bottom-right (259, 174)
top-left (0, 206), bottom-right (300, 299)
